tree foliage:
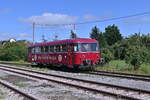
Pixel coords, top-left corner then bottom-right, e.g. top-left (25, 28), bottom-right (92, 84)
top-left (90, 25), bottom-right (123, 63)
top-left (0, 41), bottom-right (28, 61)
top-left (112, 33), bottom-right (150, 70)
top-left (90, 26), bottom-right (107, 48)
top-left (90, 25), bottom-right (150, 70)
top-left (90, 26), bottom-right (100, 40)
top-left (70, 30), bottom-right (77, 38)
top-left (104, 24), bottom-right (123, 46)
top-left (101, 48), bottom-right (114, 63)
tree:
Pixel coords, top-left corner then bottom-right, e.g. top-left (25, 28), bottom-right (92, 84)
top-left (101, 48), bottom-right (114, 63)
top-left (90, 26), bottom-right (107, 47)
top-left (104, 24), bottom-right (123, 46)
top-left (90, 26), bottom-right (100, 40)
top-left (125, 46), bottom-right (144, 70)
top-left (70, 30), bottom-right (77, 38)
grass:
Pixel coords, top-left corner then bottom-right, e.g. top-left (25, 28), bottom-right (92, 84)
top-left (15, 82), bottom-right (28, 88)
top-left (139, 64), bottom-right (150, 75)
top-left (0, 60), bottom-right (150, 75)
top-left (0, 95), bottom-right (5, 99)
top-left (0, 60), bottom-right (29, 64)
top-left (96, 60), bottom-right (150, 75)
top-left (0, 60), bottom-right (50, 72)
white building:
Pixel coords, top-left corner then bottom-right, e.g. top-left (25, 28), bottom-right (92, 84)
top-left (9, 38), bottom-right (16, 42)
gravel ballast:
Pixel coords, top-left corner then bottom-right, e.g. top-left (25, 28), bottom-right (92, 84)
top-left (0, 64), bottom-right (150, 100)
top-left (0, 70), bottom-right (108, 100)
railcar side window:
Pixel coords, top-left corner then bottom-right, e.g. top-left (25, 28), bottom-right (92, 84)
top-left (41, 46), bottom-right (44, 53)
top-left (49, 46), bottom-right (54, 52)
top-left (56, 45), bottom-right (60, 52)
top-left (35, 47), bottom-right (41, 53)
top-left (45, 46), bottom-right (49, 53)
top-left (62, 44), bottom-right (67, 52)
top-left (31, 47), bottom-right (35, 53)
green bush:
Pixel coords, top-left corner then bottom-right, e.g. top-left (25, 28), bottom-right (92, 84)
top-left (125, 46), bottom-right (150, 70)
top-left (130, 57), bottom-right (141, 70)
top-left (101, 48), bottom-right (114, 63)
top-left (140, 64), bottom-right (150, 74)
top-left (0, 42), bottom-right (28, 61)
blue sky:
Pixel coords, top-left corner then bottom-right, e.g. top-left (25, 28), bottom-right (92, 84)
top-left (0, 0), bottom-right (150, 42)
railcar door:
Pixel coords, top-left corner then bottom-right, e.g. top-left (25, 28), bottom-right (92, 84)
top-left (67, 44), bottom-right (74, 67)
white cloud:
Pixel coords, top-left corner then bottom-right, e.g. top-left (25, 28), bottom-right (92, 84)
top-left (19, 13), bottom-right (77, 25)
top-left (0, 33), bottom-right (31, 40)
top-left (123, 17), bottom-right (150, 25)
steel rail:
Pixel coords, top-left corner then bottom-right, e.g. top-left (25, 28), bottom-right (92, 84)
top-left (86, 71), bottom-right (150, 82)
top-left (94, 70), bottom-right (150, 78)
top-left (0, 79), bottom-right (37, 100)
top-left (0, 64), bottom-right (150, 93)
top-left (0, 64), bottom-right (150, 99)
top-left (1, 62), bottom-right (150, 78)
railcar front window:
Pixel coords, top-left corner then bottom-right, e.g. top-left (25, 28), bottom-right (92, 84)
top-left (91, 43), bottom-right (98, 51)
top-left (79, 43), bottom-right (98, 52)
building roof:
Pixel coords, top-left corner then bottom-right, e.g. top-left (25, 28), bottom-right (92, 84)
top-left (29, 38), bottom-right (98, 47)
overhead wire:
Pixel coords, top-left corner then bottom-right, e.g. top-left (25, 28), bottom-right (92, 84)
top-left (35, 10), bottom-right (150, 27)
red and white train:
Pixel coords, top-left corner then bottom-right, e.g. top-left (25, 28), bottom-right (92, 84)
top-left (28, 38), bottom-right (101, 69)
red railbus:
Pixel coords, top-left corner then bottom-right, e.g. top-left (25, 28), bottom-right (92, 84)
top-left (28, 38), bottom-right (100, 69)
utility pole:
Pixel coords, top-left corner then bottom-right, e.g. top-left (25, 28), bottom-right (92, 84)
top-left (33, 22), bottom-right (35, 44)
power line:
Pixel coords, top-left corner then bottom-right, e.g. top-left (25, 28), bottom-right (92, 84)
top-left (35, 10), bottom-right (150, 27)
top-left (31, 10), bottom-right (150, 42)
top-left (76, 11), bottom-right (150, 25)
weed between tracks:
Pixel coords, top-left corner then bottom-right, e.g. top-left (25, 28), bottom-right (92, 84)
top-left (0, 95), bottom-right (4, 99)
top-left (15, 82), bottom-right (28, 88)
top-left (0, 89), bottom-right (5, 99)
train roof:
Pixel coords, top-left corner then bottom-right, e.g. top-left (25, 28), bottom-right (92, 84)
top-left (29, 38), bottom-right (98, 47)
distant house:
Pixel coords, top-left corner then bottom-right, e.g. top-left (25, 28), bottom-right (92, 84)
top-left (0, 38), bottom-right (16, 46)
top-left (9, 38), bottom-right (16, 42)
top-left (0, 39), bottom-right (31, 47)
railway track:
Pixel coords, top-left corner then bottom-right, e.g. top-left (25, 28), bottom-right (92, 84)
top-left (0, 64), bottom-right (150, 100)
top-left (0, 79), bottom-right (37, 100)
top-left (86, 70), bottom-right (150, 82)
top-left (1, 62), bottom-right (150, 82)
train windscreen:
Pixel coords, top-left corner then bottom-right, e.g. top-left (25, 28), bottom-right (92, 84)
top-left (74, 43), bottom-right (99, 52)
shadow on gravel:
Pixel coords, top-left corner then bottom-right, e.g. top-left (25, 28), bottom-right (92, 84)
top-left (31, 64), bottom-right (88, 73)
